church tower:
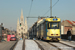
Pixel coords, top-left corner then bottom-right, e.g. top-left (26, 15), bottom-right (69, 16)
top-left (25, 18), bottom-right (28, 33)
top-left (20, 9), bottom-right (24, 26)
top-left (17, 9), bottom-right (28, 39)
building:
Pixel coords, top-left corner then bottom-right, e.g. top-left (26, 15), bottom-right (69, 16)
top-left (0, 23), bottom-right (5, 41)
top-left (2, 28), bottom-right (10, 41)
top-left (17, 9), bottom-right (28, 39)
top-left (61, 20), bottom-right (75, 35)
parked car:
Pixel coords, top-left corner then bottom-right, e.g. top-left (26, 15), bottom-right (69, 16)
top-left (10, 37), bottom-right (16, 41)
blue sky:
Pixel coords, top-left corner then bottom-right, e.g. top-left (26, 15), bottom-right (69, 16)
top-left (0, 0), bottom-right (75, 30)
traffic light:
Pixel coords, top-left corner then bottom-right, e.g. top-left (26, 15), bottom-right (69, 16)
top-left (20, 23), bottom-right (21, 26)
top-left (1, 23), bottom-right (3, 26)
top-left (1, 27), bottom-right (4, 30)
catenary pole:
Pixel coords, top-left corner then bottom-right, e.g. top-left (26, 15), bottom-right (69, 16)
top-left (50, 0), bottom-right (52, 17)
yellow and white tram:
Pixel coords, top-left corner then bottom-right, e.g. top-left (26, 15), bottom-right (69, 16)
top-left (37, 17), bottom-right (61, 41)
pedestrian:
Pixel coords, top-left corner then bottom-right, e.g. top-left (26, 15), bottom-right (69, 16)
top-left (20, 37), bottom-right (22, 40)
top-left (67, 29), bottom-right (72, 41)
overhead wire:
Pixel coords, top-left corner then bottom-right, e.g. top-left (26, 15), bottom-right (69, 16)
top-left (43, 9), bottom-right (50, 16)
top-left (28, 0), bottom-right (33, 17)
top-left (27, 0), bottom-right (33, 29)
top-left (52, 0), bottom-right (59, 7)
top-left (43, 0), bottom-right (59, 16)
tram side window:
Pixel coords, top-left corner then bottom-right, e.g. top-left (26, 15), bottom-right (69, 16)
top-left (37, 27), bottom-right (38, 31)
top-left (47, 22), bottom-right (50, 29)
top-left (41, 24), bottom-right (43, 30)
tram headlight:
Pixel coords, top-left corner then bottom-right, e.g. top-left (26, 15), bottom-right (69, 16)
top-left (53, 19), bottom-right (58, 21)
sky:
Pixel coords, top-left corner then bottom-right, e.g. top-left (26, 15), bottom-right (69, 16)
top-left (0, 0), bottom-right (75, 30)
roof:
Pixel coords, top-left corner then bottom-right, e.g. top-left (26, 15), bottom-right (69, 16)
top-left (72, 21), bottom-right (75, 23)
top-left (66, 20), bottom-right (75, 25)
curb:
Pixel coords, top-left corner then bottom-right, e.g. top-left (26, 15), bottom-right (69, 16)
top-left (10, 41), bottom-right (18, 50)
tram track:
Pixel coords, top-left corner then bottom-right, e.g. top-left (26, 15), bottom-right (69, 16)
top-left (59, 41), bottom-right (75, 49)
top-left (48, 42), bottom-right (61, 50)
top-left (35, 40), bottom-right (60, 50)
top-left (34, 40), bottom-right (44, 50)
top-left (49, 41), bottom-right (75, 50)
top-left (35, 40), bottom-right (75, 50)
top-left (22, 38), bottom-right (25, 50)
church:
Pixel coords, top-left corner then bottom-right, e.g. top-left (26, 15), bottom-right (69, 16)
top-left (17, 9), bottom-right (28, 39)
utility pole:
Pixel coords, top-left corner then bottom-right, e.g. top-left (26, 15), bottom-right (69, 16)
top-left (50, 0), bottom-right (52, 17)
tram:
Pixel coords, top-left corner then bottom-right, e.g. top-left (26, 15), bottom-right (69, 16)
top-left (37, 17), bottom-right (61, 41)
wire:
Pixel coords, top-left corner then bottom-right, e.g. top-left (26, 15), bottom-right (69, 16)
top-left (52, 0), bottom-right (59, 7)
top-left (27, 0), bottom-right (33, 29)
top-left (43, 9), bottom-right (50, 16)
top-left (43, 0), bottom-right (59, 16)
top-left (28, 0), bottom-right (33, 17)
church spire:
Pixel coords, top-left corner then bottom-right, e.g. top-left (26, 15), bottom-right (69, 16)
top-left (20, 9), bottom-right (24, 25)
top-left (20, 9), bottom-right (24, 19)
top-left (25, 18), bottom-right (27, 25)
top-left (21, 9), bottom-right (23, 16)
top-left (17, 18), bottom-right (19, 24)
top-left (25, 18), bottom-right (28, 32)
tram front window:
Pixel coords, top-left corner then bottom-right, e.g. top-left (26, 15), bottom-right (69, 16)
top-left (47, 22), bottom-right (60, 29)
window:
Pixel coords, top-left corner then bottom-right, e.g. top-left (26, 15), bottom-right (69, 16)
top-left (21, 28), bottom-right (23, 30)
top-left (19, 29), bottom-right (20, 31)
top-left (41, 24), bottom-right (43, 30)
top-left (24, 29), bottom-right (25, 31)
top-left (52, 23), bottom-right (58, 27)
top-left (19, 33), bottom-right (20, 35)
top-left (47, 22), bottom-right (60, 29)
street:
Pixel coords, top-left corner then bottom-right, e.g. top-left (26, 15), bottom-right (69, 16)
top-left (0, 0), bottom-right (75, 50)
top-left (0, 41), bottom-right (16, 50)
top-left (14, 39), bottom-right (75, 50)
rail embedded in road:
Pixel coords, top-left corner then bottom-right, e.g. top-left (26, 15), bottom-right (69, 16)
top-left (35, 40), bottom-right (59, 50)
top-left (49, 42), bottom-right (75, 50)
top-left (59, 41), bottom-right (75, 49)
top-left (34, 40), bottom-right (44, 50)
top-left (22, 38), bottom-right (25, 50)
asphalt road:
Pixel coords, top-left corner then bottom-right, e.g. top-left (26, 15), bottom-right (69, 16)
top-left (0, 41), bottom-right (16, 50)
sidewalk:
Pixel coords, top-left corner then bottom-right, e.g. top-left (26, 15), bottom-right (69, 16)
top-left (25, 39), bottom-right (41, 50)
top-left (14, 40), bottom-right (23, 50)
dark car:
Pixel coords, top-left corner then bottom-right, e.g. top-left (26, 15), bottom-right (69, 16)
top-left (10, 37), bottom-right (16, 41)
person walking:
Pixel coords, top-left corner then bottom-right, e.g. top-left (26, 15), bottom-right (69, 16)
top-left (67, 29), bottom-right (72, 41)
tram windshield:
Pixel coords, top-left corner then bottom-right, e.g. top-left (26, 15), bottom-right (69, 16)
top-left (47, 22), bottom-right (60, 29)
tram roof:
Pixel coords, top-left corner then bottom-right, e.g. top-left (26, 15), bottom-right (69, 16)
top-left (45, 18), bottom-right (61, 22)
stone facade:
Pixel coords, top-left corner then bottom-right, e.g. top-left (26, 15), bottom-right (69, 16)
top-left (17, 10), bottom-right (28, 39)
